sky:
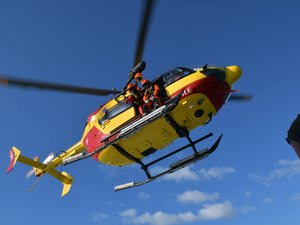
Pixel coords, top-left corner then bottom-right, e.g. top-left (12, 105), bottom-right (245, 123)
top-left (1, 0), bottom-right (300, 225)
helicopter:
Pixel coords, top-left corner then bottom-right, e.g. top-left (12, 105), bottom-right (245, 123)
top-left (3, 0), bottom-right (249, 197)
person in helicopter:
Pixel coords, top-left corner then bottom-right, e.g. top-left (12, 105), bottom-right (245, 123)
top-left (141, 79), bottom-right (161, 115)
top-left (134, 72), bottom-right (143, 88)
top-left (286, 114), bottom-right (300, 158)
top-left (125, 83), bottom-right (143, 115)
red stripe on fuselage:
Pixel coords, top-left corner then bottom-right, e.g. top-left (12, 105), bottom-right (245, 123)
top-left (170, 77), bottom-right (230, 111)
top-left (83, 126), bottom-right (121, 161)
top-left (83, 126), bottom-right (107, 160)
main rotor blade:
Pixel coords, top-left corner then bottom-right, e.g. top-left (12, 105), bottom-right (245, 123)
top-left (0, 76), bottom-right (121, 96)
top-left (133, 0), bottom-right (155, 66)
top-left (229, 94), bottom-right (253, 101)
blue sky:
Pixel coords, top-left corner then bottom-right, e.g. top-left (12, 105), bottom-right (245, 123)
top-left (1, 0), bottom-right (300, 225)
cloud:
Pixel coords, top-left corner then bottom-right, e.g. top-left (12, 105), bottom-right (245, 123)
top-left (177, 190), bottom-right (219, 204)
top-left (289, 193), bottom-right (300, 201)
top-left (163, 166), bottom-right (200, 182)
top-left (138, 192), bottom-right (150, 200)
top-left (197, 166), bottom-right (236, 180)
top-left (120, 208), bottom-right (137, 217)
top-left (237, 206), bottom-right (256, 214)
top-left (120, 201), bottom-right (234, 225)
top-left (244, 191), bottom-right (252, 198)
top-left (198, 201), bottom-right (234, 220)
top-left (262, 198), bottom-right (275, 204)
top-left (151, 166), bottom-right (235, 182)
top-left (132, 211), bottom-right (189, 225)
top-left (90, 212), bottom-right (110, 222)
top-left (248, 159), bottom-right (300, 185)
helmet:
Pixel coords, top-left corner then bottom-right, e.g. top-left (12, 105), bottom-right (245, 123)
top-left (142, 79), bottom-right (150, 87)
top-left (134, 72), bottom-right (143, 81)
top-left (127, 83), bottom-right (136, 90)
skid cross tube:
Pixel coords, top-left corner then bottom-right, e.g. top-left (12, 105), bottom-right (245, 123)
top-left (112, 144), bottom-right (152, 179)
top-left (114, 133), bottom-right (223, 191)
top-left (164, 114), bottom-right (198, 154)
top-left (113, 133), bottom-right (214, 181)
top-left (145, 132), bottom-right (213, 168)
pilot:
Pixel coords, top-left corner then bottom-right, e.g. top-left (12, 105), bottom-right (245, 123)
top-left (141, 79), bottom-right (161, 114)
top-left (286, 114), bottom-right (300, 158)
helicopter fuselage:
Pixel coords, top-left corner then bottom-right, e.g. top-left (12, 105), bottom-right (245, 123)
top-left (80, 66), bottom-right (241, 166)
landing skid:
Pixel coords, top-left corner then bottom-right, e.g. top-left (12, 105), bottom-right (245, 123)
top-left (114, 133), bottom-right (222, 191)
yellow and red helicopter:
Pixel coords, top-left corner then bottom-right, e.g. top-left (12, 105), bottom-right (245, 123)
top-left (2, 0), bottom-right (249, 197)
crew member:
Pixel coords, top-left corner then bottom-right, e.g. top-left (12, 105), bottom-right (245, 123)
top-left (134, 72), bottom-right (143, 88)
top-left (125, 83), bottom-right (143, 115)
top-left (141, 79), bottom-right (161, 114)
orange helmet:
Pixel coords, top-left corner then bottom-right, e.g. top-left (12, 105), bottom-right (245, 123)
top-left (127, 83), bottom-right (136, 90)
top-left (134, 72), bottom-right (143, 81)
top-left (142, 79), bottom-right (150, 87)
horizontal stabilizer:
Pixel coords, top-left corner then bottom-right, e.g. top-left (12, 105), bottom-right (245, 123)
top-left (41, 169), bottom-right (73, 197)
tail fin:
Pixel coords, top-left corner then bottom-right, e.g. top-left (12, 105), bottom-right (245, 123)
top-left (7, 146), bottom-right (74, 197)
top-left (7, 147), bottom-right (21, 174)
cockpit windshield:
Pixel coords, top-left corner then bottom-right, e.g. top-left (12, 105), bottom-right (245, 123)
top-left (162, 67), bottom-right (194, 86)
top-left (201, 68), bottom-right (226, 81)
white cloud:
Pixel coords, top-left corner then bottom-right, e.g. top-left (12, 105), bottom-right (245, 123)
top-left (237, 205), bottom-right (256, 214)
top-left (262, 198), bottom-right (275, 204)
top-left (90, 212), bottom-right (110, 222)
top-left (177, 190), bottom-right (219, 204)
top-left (198, 201), bottom-right (234, 220)
top-left (120, 208), bottom-right (138, 217)
top-left (163, 166), bottom-right (199, 182)
top-left (244, 191), bottom-right (252, 198)
top-left (248, 159), bottom-right (300, 184)
top-left (138, 192), bottom-right (150, 200)
top-left (120, 201), bottom-right (234, 225)
top-left (132, 211), bottom-right (187, 225)
top-left (289, 193), bottom-right (300, 201)
top-left (197, 166), bottom-right (236, 180)
top-left (151, 166), bottom-right (235, 183)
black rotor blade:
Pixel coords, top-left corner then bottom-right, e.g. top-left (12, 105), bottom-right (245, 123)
top-left (0, 76), bottom-right (121, 96)
top-left (228, 94), bottom-right (253, 101)
top-left (133, 0), bottom-right (155, 66)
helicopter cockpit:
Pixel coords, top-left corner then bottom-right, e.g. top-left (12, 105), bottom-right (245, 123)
top-left (98, 101), bottom-right (133, 125)
top-left (162, 67), bottom-right (194, 86)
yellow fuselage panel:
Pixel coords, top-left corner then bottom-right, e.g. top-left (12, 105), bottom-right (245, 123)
top-left (165, 71), bottom-right (205, 96)
top-left (82, 93), bottom-right (130, 138)
top-left (98, 117), bottom-right (178, 166)
top-left (100, 107), bottom-right (136, 134)
top-left (98, 93), bottom-right (216, 166)
top-left (171, 93), bottom-right (216, 130)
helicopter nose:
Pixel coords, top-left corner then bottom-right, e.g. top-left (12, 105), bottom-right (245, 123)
top-left (225, 65), bottom-right (242, 85)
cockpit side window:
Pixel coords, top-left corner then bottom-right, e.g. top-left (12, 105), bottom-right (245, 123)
top-left (163, 67), bottom-right (194, 86)
top-left (98, 101), bottom-right (133, 125)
